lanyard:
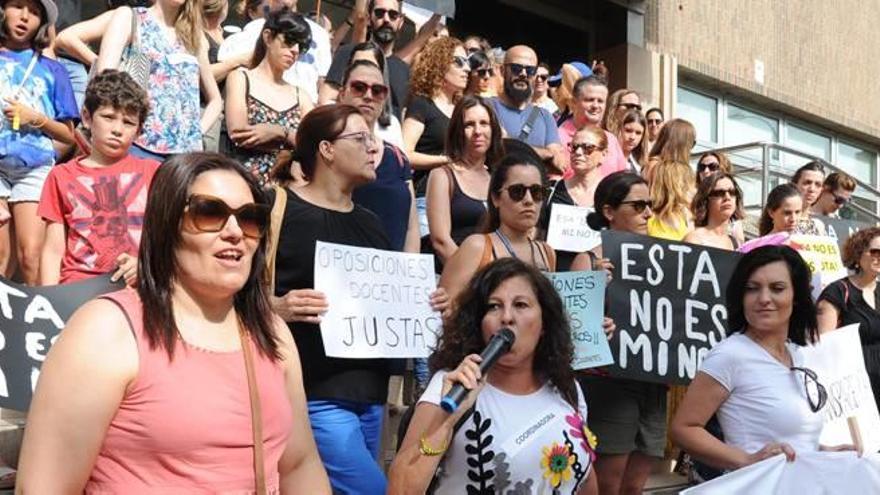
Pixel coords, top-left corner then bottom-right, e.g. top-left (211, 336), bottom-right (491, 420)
top-left (11, 52), bottom-right (39, 101)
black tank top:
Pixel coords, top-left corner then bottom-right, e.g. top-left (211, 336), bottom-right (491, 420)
top-left (447, 167), bottom-right (487, 244)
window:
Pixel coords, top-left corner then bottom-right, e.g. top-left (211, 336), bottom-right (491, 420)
top-left (677, 87), bottom-right (717, 144)
top-left (838, 141), bottom-right (876, 185)
top-left (784, 124), bottom-right (831, 170)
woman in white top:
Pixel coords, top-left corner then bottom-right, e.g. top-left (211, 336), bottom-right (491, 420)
top-left (672, 245), bottom-right (851, 469)
top-left (389, 258), bottom-right (598, 494)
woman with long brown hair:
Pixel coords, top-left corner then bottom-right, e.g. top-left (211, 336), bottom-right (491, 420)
top-left (642, 118), bottom-right (696, 186)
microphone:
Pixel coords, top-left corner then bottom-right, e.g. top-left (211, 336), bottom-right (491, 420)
top-left (440, 328), bottom-right (516, 413)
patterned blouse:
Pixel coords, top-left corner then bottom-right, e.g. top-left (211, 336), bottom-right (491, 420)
top-left (133, 7), bottom-right (202, 154)
top-left (234, 70), bottom-right (302, 186)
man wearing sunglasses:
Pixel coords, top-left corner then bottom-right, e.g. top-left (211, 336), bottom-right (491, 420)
top-left (218, 0), bottom-right (331, 103)
top-left (811, 171), bottom-right (856, 218)
top-left (321, 0), bottom-right (440, 120)
top-left (489, 45), bottom-right (566, 176)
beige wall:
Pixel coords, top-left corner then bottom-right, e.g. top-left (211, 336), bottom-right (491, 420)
top-left (644, 0), bottom-right (880, 142)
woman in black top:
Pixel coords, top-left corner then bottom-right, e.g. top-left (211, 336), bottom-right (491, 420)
top-left (426, 95), bottom-right (502, 264)
top-left (818, 226), bottom-right (880, 408)
top-left (269, 104), bottom-right (449, 493)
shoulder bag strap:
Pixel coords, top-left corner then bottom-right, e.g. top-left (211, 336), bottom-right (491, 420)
top-left (518, 106), bottom-right (543, 141)
top-left (129, 8), bottom-right (140, 50)
top-left (265, 185), bottom-right (288, 295)
top-left (240, 328), bottom-right (267, 495)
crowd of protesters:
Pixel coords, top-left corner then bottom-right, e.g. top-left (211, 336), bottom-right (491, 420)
top-left (0, 0), bottom-right (877, 493)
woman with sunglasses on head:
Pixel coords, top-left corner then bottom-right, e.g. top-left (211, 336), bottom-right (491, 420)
top-left (389, 258), bottom-right (599, 495)
top-left (426, 95), bottom-right (501, 266)
top-left (339, 60), bottom-right (418, 254)
top-left (267, 104), bottom-right (448, 493)
top-left (791, 161), bottom-right (827, 235)
top-left (684, 173), bottom-right (746, 250)
top-left (226, 8), bottom-right (314, 186)
top-left (541, 127), bottom-right (606, 271)
top-left (439, 152), bottom-right (555, 303)
top-left (571, 172), bottom-right (666, 495)
top-left (602, 88), bottom-right (641, 136)
top-left (616, 108), bottom-right (647, 175)
top-left (643, 118), bottom-right (696, 187)
top-left (672, 245), bottom-right (858, 474)
top-left (464, 50), bottom-right (495, 98)
top-left (817, 227), bottom-right (880, 410)
top-left (17, 153), bottom-right (330, 492)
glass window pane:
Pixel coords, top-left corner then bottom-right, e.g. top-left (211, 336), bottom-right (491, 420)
top-left (784, 124), bottom-right (830, 171)
top-left (838, 141), bottom-right (876, 185)
top-left (724, 104), bottom-right (779, 166)
top-left (677, 87), bottom-right (717, 144)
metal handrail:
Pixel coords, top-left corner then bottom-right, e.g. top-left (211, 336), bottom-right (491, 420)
top-left (691, 141), bottom-right (880, 223)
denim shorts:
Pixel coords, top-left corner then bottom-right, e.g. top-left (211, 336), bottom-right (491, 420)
top-left (0, 156), bottom-right (52, 203)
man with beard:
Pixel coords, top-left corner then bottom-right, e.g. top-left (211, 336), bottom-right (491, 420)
top-left (321, 0), bottom-right (439, 119)
top-left (558, 75), bottom-right (627, 177)
top-left (489, 45), bottom-right (567, 176)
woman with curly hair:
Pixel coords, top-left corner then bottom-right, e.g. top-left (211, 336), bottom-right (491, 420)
top-left (684, 173), bottom-right (745, 250)
top-left (389, 258), bottom-right (598, 495)
top-left (647, 161), bottom-right (694, 241)
top-left (402, 36), bottom-right (468, 190)
top-left (818, 226), bottom-right (880, 409)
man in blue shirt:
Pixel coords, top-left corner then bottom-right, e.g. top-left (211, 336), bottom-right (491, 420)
top-left (490, 45), bottom-right (566, 176)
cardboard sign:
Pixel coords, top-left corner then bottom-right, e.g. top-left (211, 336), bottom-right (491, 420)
top-left (801, 324), bottom-right (880, 454)
top-left (313, 241), bottom-right (441, 358)
top-left (602, 231), bottom-right (741, 385)
top-left (0, 275), bottom-right (121, 411)
top-left (789, 234), bottom-right (849, 299)
top-left (547, 271), bottom-right (612, 369)
top-left (682, 451), bottom-right (880, 494)
top-left (821, 216), bottom-right (874, 252)
top-left (546, 203), bottom-right (602, 253)
top-left (404, 0), bottom-right (455, 18)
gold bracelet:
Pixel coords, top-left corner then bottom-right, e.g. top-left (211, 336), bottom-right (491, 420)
top-left (419, 432), bottom-right (448, 456)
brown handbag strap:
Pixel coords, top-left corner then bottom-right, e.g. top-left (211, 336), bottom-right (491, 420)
top-left (241, 329), bottom-right (267, 495)
top-left (265, 184), bottom-right (288, 294)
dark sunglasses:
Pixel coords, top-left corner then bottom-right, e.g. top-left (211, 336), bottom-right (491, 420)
top-left (281, 33), bottom-right (310, 53)
top-left (569, 142), bottom-right (602, 154)
top-left (185, 195), bottom-right (270, 239)
top-left (619, 102), bottom-right (642, 111)
top-left (536, 74), bottom-right (549, 82)
top-left (504, 183), bottom-right (544, 202)
top-left (647, 118), bottom-right (663, 125)
top-left (790, 366), bottom-right (828, 413)
top-left (474, 68), bottom-right (494, 78)
top-left (347, 80), bottom-right (389, 99)
top-left (698, 162), bottom-right (720, 173)
top-left (708, 188), bottom-right (737, 199)
top-left (373, 7), bottom-right (401, 21)
top-left (831, 192), bottom-right (851, 206)
top-left (452, 56), bottom-right (470, 69)
top-left (620, 199), bottom-right (652, 214)
top-left (868, 248), bottom-right (880, 258)
top-left (506, 63), bottom-right (537, 77)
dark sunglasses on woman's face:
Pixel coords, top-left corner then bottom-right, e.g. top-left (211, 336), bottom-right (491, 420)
top-left (708, 188), bottom-right (737, 199)
top-left (373, 7), bottom-right (401, 21)
top-left (536, 74), bottom-right (549, 82)
top-left (504, 183), bottom-right (545, 202)
top-left (620, 199), bottom-right (652, 214)
top-left (347, 80), bottom-right (389, 99)
top-left (698, 161), bottom-right (720, 173)
top-left (831, 192), bottom-right (851, 205)
top-left (647, 118), bottom-right (663, 125)
top-left (474, 68), bottom-right (494, 78)
top-left (452, 56), bottom-right (470, 69)
top-left (185, 195), bottom-right (270, 239)
top-left (281, 33), bottom-right (310, 54)
top-left (568, 142), bottom-right (601, 155)
top-left (790, 366), bottom-right (828, 413)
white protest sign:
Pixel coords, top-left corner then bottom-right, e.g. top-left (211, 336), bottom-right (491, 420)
top-left (682, 451), bottom-right (880, 494)
top-left (788, 234), bottom-right (849, 299)
top-left (313, 241), bottom-right (441, 358)
top-left (546, 203), bottom-right (601, 253)
top-left (801, 324), bottom-right (880, 453)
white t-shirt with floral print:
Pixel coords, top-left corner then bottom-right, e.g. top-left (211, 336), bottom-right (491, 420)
top-left (420, 370), bottom-right (595, 494)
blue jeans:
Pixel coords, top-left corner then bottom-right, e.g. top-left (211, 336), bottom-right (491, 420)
top-left (58, 57), bottom-right (88, 111)
top-left (308, 400), bottom-right (386, 494)
top-left (415, 196), bottom-right (429, 237)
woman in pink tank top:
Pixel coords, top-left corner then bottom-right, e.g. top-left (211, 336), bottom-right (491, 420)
top-left (16, 153), bottom-right (331, 493)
